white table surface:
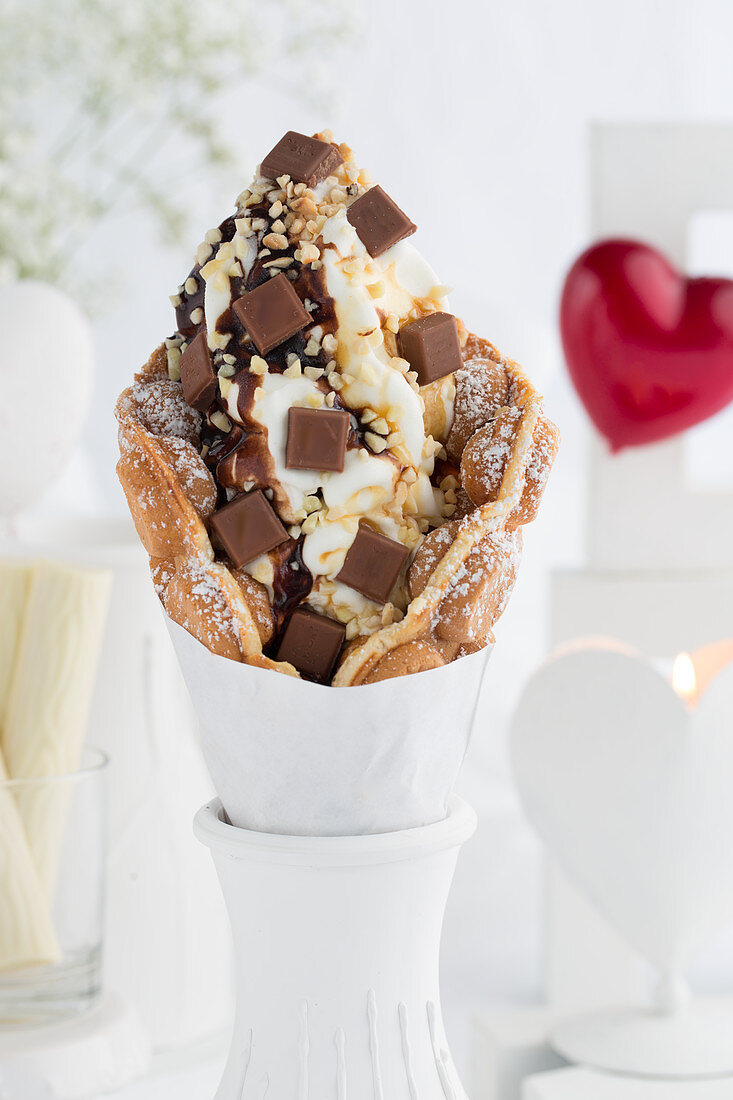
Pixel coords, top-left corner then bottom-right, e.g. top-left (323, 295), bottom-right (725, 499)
top-left (524, 1067), bottom-right (733, 1099)
top-left (107, 1053), bottom-right (733, 1099)
top-left (103, 1039), bottom-right (226, 1100)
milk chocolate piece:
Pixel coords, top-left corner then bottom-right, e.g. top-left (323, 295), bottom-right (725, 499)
top-left (346, 185), bottom-right (416, 258)
top-left (286, 407), bottom-right (350, 472)
top-left (337, 524), bottom-right (410, 604)
top-left (398, 312), bottom-right (462, 386)
top-left (276, 606), bottom-right (345, 683)
top-left (179, 331), bottom-right (217, 411)
top-left (210, 490), bottom-right (289, 569)
top-left (233, 274), bottom-right (311, 355)
top-left (260, 131), bottom-right (343, 186)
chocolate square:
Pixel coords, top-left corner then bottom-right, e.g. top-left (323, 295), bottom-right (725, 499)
top-left (337, 524), bottom-right (410, 604)
top-left (210, 490), bottom-right (289, 569)
top-left (398, 312), bottom-right (462, 386)
top-left (260, 131), bottom-right (343, 186)
top-left (179, 331), bottom-right (217, 411)
top-left (276, 607), bottom-right (345, 683)
top-left (233, 273), bottom-right (311, 355)
top-left (346, 185), bottom-right (416, 258)
top-left (286, 407), bottom-right (350, 472)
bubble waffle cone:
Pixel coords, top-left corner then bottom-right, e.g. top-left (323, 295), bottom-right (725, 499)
top-left (116, 132), bottom-right (558, 688)
top-left (118, 335), bottom-right (555, 687)
top-left (117, 357), bottom-right (293, 676)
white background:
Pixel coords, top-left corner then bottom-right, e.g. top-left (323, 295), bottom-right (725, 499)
top-left (50, 0), bottom-right (733, 1085)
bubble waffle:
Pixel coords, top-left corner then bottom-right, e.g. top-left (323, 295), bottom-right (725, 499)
top-left (116, 132), bottom-right (558, 685)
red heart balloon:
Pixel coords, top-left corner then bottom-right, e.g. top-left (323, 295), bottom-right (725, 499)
top-left (560, 239), bottom-right (733, 450)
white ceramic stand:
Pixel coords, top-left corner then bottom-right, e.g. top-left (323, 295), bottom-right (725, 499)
top-left (552, 997), bottom-right (733, 1079)
top-left (195, 796), bottom-right (477, 1100)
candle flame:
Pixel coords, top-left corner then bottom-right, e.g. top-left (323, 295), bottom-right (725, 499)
top-left (672, 652), bottom-right (696, 703)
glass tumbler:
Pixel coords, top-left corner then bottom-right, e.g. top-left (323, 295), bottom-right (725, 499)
top-left (0, 746), bottom-right (108, 1026)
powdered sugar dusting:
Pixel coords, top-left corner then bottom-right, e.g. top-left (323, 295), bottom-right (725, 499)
top-left (132, 375), bottom-right (201, 444)
top-left (439, 527), bottom-right (522, 641)
top-left (446, 358), bottom-right (510, 462)
top-left (165, 562), bottom-right (240, 656)
top-left (454, 365), bottom-right (496, 425)
top-left (151, 559), bottom-right (175, 598)
top-left (462, 406), bottom-right (522, 503)
top-left (157, 436), bottom-right (217, 515)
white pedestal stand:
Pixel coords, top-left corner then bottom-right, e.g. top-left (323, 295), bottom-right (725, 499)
top-left (195, 796), bottom-right (477, 1100)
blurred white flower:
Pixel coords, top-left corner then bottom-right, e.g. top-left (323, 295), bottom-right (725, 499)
top-left (0, 0), bottom-right (357, 305)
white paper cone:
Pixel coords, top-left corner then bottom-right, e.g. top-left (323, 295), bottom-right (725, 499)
top-left (167, 616), bottom-right (490, 836)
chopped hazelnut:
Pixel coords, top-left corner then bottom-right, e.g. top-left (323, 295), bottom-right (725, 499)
top-left (365, 431), bottom-right (387, 454)
top-left (263, 232), bottom-right (288, 251)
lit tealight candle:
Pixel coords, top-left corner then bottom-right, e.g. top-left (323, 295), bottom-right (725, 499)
top-left (672, 652), bottom-right (697, 707)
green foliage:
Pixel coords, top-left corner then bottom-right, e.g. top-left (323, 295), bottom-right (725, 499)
top-left (0, 0), bottom-right (355, 302)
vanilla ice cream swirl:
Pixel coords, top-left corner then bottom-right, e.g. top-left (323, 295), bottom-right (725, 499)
top-left (169, 133), bottom-right (460, 639)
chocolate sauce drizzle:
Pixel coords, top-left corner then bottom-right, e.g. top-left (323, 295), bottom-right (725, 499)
top-left (169, 187), bottom-right (426, 640)
top-left (267, 539), bottom-right (313, 643)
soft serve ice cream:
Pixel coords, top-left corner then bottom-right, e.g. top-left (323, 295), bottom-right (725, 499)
top-left (117, 131), bottom-right (558, 684)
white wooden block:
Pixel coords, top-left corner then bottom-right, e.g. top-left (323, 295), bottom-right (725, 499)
top-left (590, 123), bottom-right (733, 266)
top-left (586, 123), bottom-right (733, 572)
top-left (523, 1067), bottom-right (733, 1099)
top-left (551, 571), bottom-right (733, 655)
top-left (684, 209), bottom-right (733, 491)
top-left (684, 401), bottom-right (733, 492)
top-left (546, 120), bottom-right (733, 1054)
top-left (687, 209), bottom-right (733, 279)
top-left (586, 436), bottom-right (733, 571)
top-left (472, 1007), bottom-right (567, 1100)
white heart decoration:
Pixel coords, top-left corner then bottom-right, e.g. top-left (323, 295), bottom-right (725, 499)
top-left (0, 281), bottom-right (93, 516)
top-left (510, 646), bottom-right (733, 975)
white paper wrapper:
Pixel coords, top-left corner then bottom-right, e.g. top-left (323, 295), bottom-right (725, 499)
top-left (166, 616), bottom-right (490, 836)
